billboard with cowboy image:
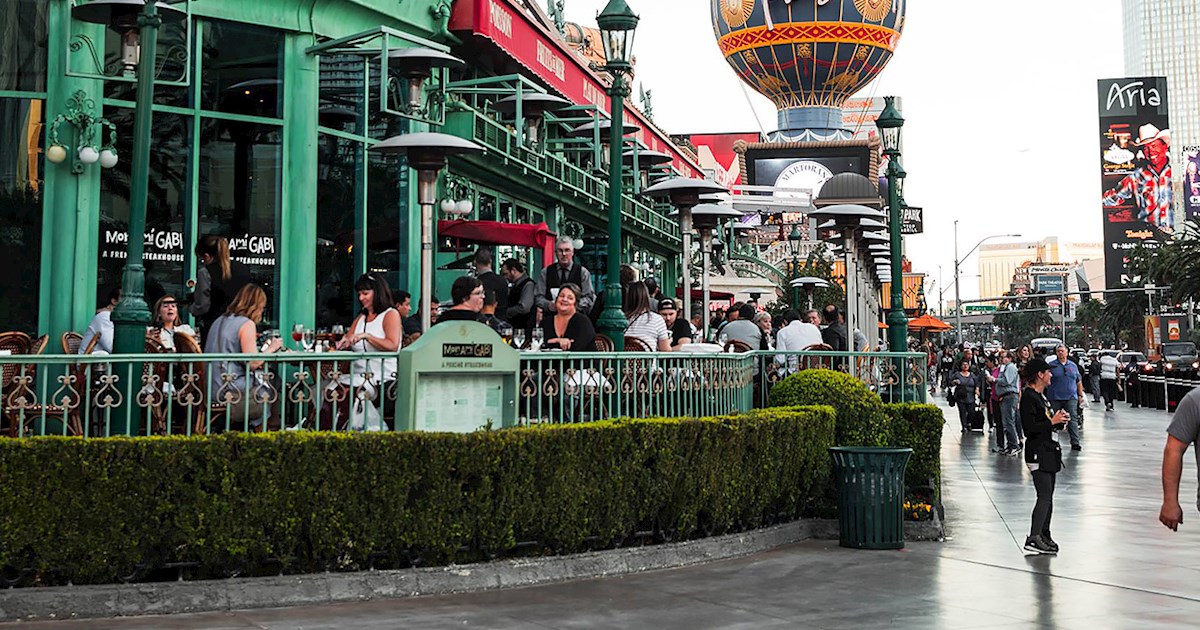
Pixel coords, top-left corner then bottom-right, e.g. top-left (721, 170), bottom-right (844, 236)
top-left (1098, 77), bottom-right (1172, 287)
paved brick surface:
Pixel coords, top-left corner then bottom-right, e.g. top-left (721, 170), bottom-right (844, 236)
top-left (9, 400), bottom-right (1200, 629)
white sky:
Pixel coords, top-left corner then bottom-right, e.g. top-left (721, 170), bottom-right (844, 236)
top-left (563, 0), bottom-right (1126, 300)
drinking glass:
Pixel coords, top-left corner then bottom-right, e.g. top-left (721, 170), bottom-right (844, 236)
top-left (531, 327), bottom-right (544, 351)
top-left (513, 329), bottom-right (526, 350)
top-left (302, 329), bottom-right (315, 352)
top-left (498, 323), bottom-right (513, 346)
top-left (291, 323), bottom-right (304, 344)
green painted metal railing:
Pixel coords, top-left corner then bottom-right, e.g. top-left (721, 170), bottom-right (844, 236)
top-left (0, 350), bottom-right (924, 437)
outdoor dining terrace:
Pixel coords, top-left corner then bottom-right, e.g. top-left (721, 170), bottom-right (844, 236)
top-left (0, 330), bottom-right (928, 438)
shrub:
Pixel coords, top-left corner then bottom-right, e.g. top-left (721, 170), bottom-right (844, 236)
top-left (883, 403), bottom-right (944, 497)
top-left (0, 407), bottom-right (835, 587)
top-left (766, 369), bottom-right (890, 446)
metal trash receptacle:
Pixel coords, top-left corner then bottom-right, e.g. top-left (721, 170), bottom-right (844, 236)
top-left (829, 446), bottom-right (913, 550)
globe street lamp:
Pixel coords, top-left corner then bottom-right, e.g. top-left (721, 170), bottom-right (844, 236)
top-left (370, 132), bottom-right (483, 331)
top-left (875, 96), bottom-right (908, 353)
top-left (595, 0), bottom-right (639, 351)
top-left (644, 177), bottom-right (728, 335)
top-left (787, 224), bottom-right (804, 307)
top-left (72, 0), bottom-right (187, 357)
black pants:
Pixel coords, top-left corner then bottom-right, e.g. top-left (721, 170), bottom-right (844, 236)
top-left (957, 401), bottom-right (975, 430)
top-left (1127, 381), bottom-right (1141, 407)
top-left (1100, 379), bottom-right (1117, 407)
top-left (1031, 470), bottom-right (1056, 538)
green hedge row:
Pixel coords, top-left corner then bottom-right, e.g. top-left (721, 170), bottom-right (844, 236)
top-left (764, 369), bottom-right (943, 496)
top-left (0, 407), bottom-right (835, 586)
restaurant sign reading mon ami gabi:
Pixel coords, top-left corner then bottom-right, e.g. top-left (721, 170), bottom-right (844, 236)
top-left (450, 0), bottom-right (704, 179)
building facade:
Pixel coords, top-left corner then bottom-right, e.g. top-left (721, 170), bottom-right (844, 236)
top-left (978, 238), bottom-right (1103, 299)
top-left (1123, 0), bottom-right (1200, 226)
top-left (0, 0), bottom-right (696, 340)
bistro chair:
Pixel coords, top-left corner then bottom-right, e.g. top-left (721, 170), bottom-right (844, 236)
top-left (623, 337), bottom-right (653, 352)
top-left (172, 331), bottom-right (218, 435)
top-left (2, 333), bottom-right (79, 437)
top-left (801, 343), bottom-right (835, 371)
top-left (61, 331), bottom-right (83, 355)
top-left (0, 331), bottom-right (32, 357)
top-left (594, 334), bottom-right (614, 352)
top-left (141, 335), bottom-right (172, 435)
top-left (722, 339), bottom-right (754, 354)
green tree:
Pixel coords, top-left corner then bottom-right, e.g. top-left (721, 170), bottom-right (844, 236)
top-left (993, 291), bottom-right (1052, 347)
top-left (1101, 284), bottom-right (1148, 350)
top-left (1074, 299), bottom-right (1103, 348)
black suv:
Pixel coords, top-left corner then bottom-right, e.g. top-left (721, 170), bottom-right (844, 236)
top-left (1155, 342), bottom-right (1199, 377)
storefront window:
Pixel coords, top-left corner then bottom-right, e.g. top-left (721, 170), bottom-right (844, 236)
top-left (0, 98), bottom-right (44, 332)
top-left (320, 55), bottom-right (364, 136)
top-left (0, 0), bottom-right (48, 92)
top-left (367, 152), bottom-right (403, 292)
top-left (316, 133), bottom-right (361, 328)
top-left (98, 108), bottom-right (190, 308)
top-left (198, 119), bottom-right (282, 325)
top-left (200, 21), bottom-right (284, 119)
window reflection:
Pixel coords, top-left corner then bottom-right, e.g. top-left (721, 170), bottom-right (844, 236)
top-left (0, 0), bottom-right (48, 92)
top-left (98, 108), bottom-right (189, 310)
top-left (367, 152), bottom-right (403, 293)
top-left (198, 119), bottom-right (282, 325)
top-left (316, 133), bottom-right (361, 328)
top-left (0, 98), bottom-right (44, 332)
top-left (200, 20), bottom-right (283, 119)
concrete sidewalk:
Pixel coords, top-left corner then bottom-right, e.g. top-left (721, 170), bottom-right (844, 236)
top-left (10, 401), bottom-right (1200, 628)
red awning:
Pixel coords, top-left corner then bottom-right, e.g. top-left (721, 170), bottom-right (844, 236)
top-left (438, 220), bottom-right (557, 267)
top-left (676, 287), bottom-right (735, 301)
top-left (449, 0), bottom-right (703, 179)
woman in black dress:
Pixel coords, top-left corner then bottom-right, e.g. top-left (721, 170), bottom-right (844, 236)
top-left (1020, 357), bottom-right (1071, 554)
top-left (542, 283), bottom-right (596, 351)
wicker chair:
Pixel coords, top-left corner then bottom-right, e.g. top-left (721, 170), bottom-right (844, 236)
top-left (2, 333), bottom-right (79, 437)
top-left (172, 331), bottom-right (218, 434)
top-left (800, 343), bottom-right (835, 370)
top-left (723, 339), bottom-right (754, 354)
top-left (594, 334), bottom-right (614, 352)
top-left (623, 336), bottom-right (653, 352)
top-left (142, 336), bottom-right (172, 435)
top-left (61, 332), bottom-right (83, 355)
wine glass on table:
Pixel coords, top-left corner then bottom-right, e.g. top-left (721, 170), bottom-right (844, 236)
top-left (291, 324), bottom-right (304, 345)
top-left (498, 323), bottom-right (513, 346)
top-left (513, 329), bottom-right (526, 351)
top-left (530, 327), bottom-right (543, 351)
top-left (301, 329), bottom-right (315, 352)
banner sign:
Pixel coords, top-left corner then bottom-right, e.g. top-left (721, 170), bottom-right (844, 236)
top-left (1098, 77), bottom-right (1172, 288)
top-left (1035, 274), bottom-right (1065, 294)
top-left (1184, 145), bottom-right (1200, 222)
top-left (900, 206), bottom-right (923, 235)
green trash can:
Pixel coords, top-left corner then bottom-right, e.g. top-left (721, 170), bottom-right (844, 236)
top-left (828, 446), bottom-right (913, 550)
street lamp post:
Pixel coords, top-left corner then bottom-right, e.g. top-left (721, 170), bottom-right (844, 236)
top-left (952, 220), bottom-right (1022, 344)
top-left (595, 0), bottom-right (640, 352)
top-left (788, 224), bottom-right (803, 307)
top-left (72, 0), bottom-right (186, 356)
top-left (875, 96), bottom-right (908, 353)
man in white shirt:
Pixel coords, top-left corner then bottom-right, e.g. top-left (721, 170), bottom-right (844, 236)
top-left (775, 309), bottom-right (823, 372)
top-left (80, 288), bottom-right (120, 355)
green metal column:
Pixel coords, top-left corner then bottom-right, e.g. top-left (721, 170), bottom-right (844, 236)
top-left (278, 33), bottom-right (319, 342)
top-left (39, 7), bottom-right (104, 342)
top-left (596, 71), bottom-right (629, 351)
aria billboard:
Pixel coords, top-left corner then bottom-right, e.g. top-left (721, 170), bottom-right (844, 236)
top-left (1098, 77), bottom-right (1171, 288)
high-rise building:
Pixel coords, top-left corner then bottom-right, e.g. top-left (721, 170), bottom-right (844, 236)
top-left (977, 238), bottom-right (1103, 300)
top-left (1123, 0), bottom-right (1200, 225)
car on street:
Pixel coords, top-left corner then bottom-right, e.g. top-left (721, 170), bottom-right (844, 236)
top-left (1149, 341), bottom-right (1199, 377)
top-left (1030, 337), bottom-right (1063, 357)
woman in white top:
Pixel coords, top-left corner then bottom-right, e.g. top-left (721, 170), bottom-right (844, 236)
top-left (148, 295), bottom-right (198, 351)
top-left (623, 281), bottom-right (671, 352)
top-left (330, 274), bottom-right (401, 429)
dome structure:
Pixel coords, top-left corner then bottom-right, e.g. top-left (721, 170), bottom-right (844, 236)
top-left (711, 0), bottom-right (906, 141)
top-left (814, 172), bottom-right (881, 207)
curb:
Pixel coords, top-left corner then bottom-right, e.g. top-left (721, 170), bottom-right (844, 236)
top-left (0, 519), bottom-right (942, 622)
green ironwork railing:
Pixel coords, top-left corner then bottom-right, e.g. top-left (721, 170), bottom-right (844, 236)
top-left (0, 350), bottom-right (924, 437)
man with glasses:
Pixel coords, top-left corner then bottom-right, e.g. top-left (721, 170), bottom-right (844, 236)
top-left (435, 277), bottom-right (486, 325)
top-left (535, 236), bottom-right (596, 317)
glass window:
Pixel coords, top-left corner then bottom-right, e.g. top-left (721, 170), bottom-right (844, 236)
top-left (103, 18), bottom-right (191, 106)
top-left (316, 133), bottom-right (361, 328)
top-left (200, 20), bottom-right (283, 119)
top-left (366, 152), bottom-right (403, 291)
top-left (98, 108), bottom-right (190, 309)
top-left (0, 98), bottom-right (44, 332)
top-left (198, 118), bottom-right (282, 326)
top-left (0, 0), bottom-right (49, 92)
top-left (319, 55), bottom-right (364, 136)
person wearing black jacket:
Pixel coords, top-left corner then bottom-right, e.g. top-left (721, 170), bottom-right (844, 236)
top-left (1020, 357), bottom-right (1071, 555)
top-left (1124, 356), bottom-right (1142, 408)
top-left (502, 258), bottom-right (535, 339)
top-left (820, 304), bottom-right (847, 351)
top-left (190, 235), bottom-right (251, 335)
top-left (473, 249), bottom-right (509, 314)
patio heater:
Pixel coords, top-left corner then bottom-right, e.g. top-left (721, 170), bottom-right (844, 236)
top-left (691, 203), bottom-right (742, 341)
top-left (369, 133), bottom-right (484, 331)
top-left (567, 118), bottom-right (641, 174)
top-left (72, 0), bottom-right (187, 360)
top-left (810, 204), bottom-right (885, 351)
top-left (492, 92), bottom-right (572, 148)
top-left (622, 149), bottom-right (672, 194)
top-left (386, 47), bottom-right (464, 115)
top-left (645, 177), bottom-right (729, 328)
top-left (790, 277), bottom-right (830, 311)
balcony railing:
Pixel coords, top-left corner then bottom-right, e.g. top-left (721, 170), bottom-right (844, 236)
top-left (0, 350), bottom-right (925, 438)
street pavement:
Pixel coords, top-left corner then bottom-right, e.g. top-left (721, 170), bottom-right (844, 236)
top-left (11, 397), bottom-right (1200, 629)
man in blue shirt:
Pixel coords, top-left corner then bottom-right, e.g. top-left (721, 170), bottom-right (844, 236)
top-left (1048, 345), bottom-right (1086, 451)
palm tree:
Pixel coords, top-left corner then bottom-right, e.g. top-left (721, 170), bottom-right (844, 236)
top-left (1101, 284), bottom-right (1148, 350)
top-left (1074, 300), bottom-right (1102, 348)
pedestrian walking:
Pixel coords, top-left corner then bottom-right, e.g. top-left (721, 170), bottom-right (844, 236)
top-left (1020, 357), bottom-right (1070, 554)
top-left (1047, 345), bottom-right (1085, 451)
top-left (950, 360), bottom-right (982, 433)
top-left (984, 354), bottom-right (1000, 435)
top-left (1124, 356), bottom-right (1142, 408)
top-left (1098, 352), bottom-right (1119, 411)
top-left (1087, 355), bottom-right (1102, 403)
top-left (994, 349), bottom-right (1022, 455)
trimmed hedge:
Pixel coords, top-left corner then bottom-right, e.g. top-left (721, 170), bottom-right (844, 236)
top-left (0, 407), bottom-right (835, 587)
top-left (766, 369), bottom-right (890, 446)
top-left (884, 403), bottom-right (945, 497)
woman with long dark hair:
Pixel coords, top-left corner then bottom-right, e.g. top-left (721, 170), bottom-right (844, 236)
top-left (190, 235), bottom-right (251, 333)
top-left (623, 281), bottom-right (671, 351)
top-left (327, 274), bottom-right (401, 431)
top-left (1020, 357), bottom-right (1070, 554)
top-left (542, 283), bottom-right (596, 351)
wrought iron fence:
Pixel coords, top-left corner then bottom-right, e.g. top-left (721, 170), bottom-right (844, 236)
top-left (0, 350), bottom-right (925, 437)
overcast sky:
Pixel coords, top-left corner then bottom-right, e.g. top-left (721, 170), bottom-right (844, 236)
top-left (564, 0), bottom-right (1126, 300)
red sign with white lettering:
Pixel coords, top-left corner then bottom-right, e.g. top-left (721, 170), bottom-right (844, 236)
top-left (450, 0), bottom-right (703, 178)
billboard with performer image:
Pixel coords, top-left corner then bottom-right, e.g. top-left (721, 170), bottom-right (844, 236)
top-left (1184, 146), bottom-right (1200, 222)
top-left (1098, 76), bottom-right (1172, 287)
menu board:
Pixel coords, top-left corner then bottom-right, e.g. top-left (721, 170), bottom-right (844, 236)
top-left (415, 374), bottom-right (506, 433)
